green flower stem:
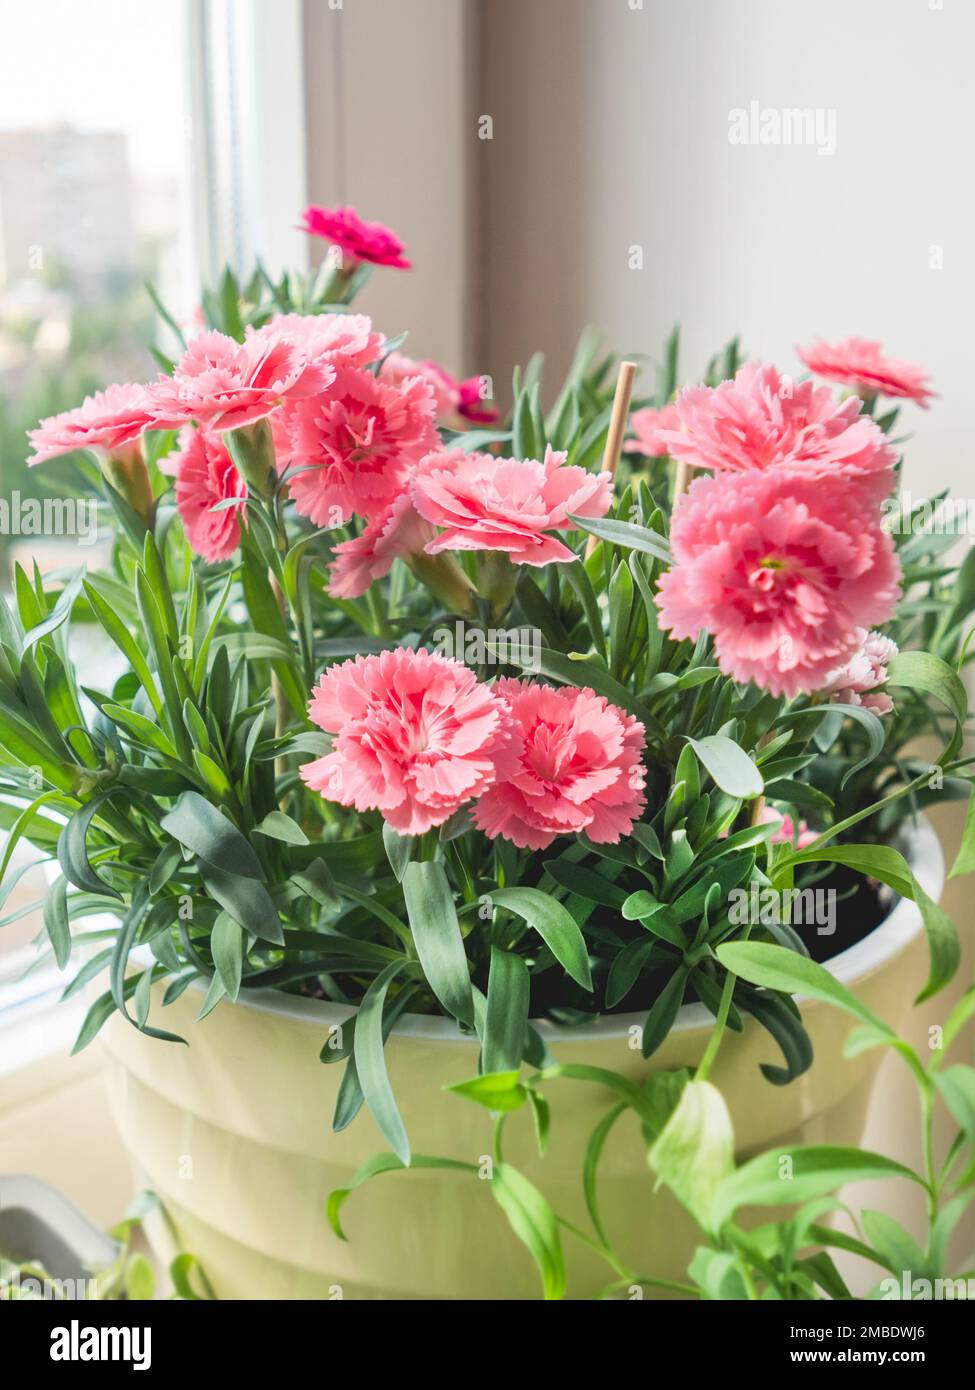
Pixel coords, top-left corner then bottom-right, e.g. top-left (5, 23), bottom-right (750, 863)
top-left (100, 444), bottom-right (155, 531)
top-left (475, 551), bottom-right (518, 617)
top-left (365, 585), bottom-right (390, 640)
top-left (695, 961), bottom-right (739, 1084)
top-left (224, 419), bottom-right (277, 500)
top-left (407, 552), bottom-right (478, 619)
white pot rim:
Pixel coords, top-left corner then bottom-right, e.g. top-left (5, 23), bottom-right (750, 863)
top-left (182, 815), bottom-right (943, 1045)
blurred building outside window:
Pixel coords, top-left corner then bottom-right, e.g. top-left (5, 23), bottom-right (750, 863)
top-left (0, 0), bottom-right (308, 1039)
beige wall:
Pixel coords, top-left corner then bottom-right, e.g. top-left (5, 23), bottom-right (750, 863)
top-left (302, 0), bottom-right (477, 373)
top-left (477, 0), bottom-right (974, 504)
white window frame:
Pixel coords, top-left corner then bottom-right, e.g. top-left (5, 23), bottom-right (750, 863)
top-left (186, 0), bottom-right (310, 287)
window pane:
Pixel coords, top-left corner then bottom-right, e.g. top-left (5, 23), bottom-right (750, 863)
top-left (0, 0), bottom-right (197, 973)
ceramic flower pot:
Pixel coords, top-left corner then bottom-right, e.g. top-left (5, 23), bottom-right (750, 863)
top-left (97, 819), bottom-right (943, 1300)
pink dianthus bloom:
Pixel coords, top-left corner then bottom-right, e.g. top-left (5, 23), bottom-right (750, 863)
top-left (796, 338), bottom-right (935, 408)
top-left (410, 445), bottom-right (612, 566)
top-left (285, 364), bottom-right (438, 525)
top-left (300, 204), bottom-right (412, 270)
top-left (380, 352), bottom-right (499, 425)
top-left (147, 329), bottom-right (333, 434)
top-left (656, 470), bottom-right (901, 698)
top-left (630, 402), bottom-right (681, 458)
top-left (380, 352), bottom-right (456, 417)
top-left (819, 628), bottom-right (898, 715)
top-left (300, 648), bottom-right (519, 835)
top-left (27, 383), bottom-right (154, 465)
top-left (249, 312), bottom-right (384, 371)
top-left (327, 494), bottom-right (434, 598)
top-left (473, 679), bottom-right (647, 850)
top-left (162, 427), bottom-right (246, 563)
top-left (759, 806), bottom-right (818, 850)
top-left (456, 375), bottom-right (500, 425)
top-left (659, 362), bottom-right (897, 505)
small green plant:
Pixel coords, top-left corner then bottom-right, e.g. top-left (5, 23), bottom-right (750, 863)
top-left (334, 954), bottom-right (974, 1301)
top-left (0, 1191), bottom-right (214, 1301)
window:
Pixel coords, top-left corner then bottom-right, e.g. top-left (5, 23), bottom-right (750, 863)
top-left (0, 0), bottom-right (310, 1053)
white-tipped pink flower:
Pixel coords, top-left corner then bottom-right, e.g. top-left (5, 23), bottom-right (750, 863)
top-left (300, 648), bottom-right (520, 835)
top-left (410, 445), bottom-right (612, 566)
top-left (659, 362), bottom-right (897, 506)
top-left (326, 494), bottom-right (434, 598)
top-left (27, 383), bottom-right (154, 465)
top-left (820, 628), bottom-right (898, 715)
top-left (284, 364), bottom-right (439, 525)
top-left (148, 329), bottom-right (333, 434)
top-left (474, 679), bottom-right (647, 850)
top-left (797, 338), bottom-right (935, 408)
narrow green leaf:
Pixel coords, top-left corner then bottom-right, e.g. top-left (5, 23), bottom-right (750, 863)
top-left (482, 948), bottom-right (530, 1075)
top-left (716, 941), bottom-right (894, 1036)
top-left (402, 861), bottom-right (474, 1026)
top-left (711, 1146), bottom-right (922, 1231)
top-left (353, 962), bottom-right (410, 1164)
top-left (490, 886), bottom-right (592, 989)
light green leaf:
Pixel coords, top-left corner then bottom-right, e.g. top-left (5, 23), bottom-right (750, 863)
top-left (686, 735), bottom-right (763, 798)
top-left (490, 886), bottom-right (592, 989)
top-left (491, 1162), bottom-right (566, 1301)
top-left (327, 1153), bottom-right (477, 1242)
top-left (912, 877), bottom-right (960, 1003)
top-left (649, 1080), bottom-right (734, 1234)
top-left (716, 941), bottom-right (894, 1036)
top-left (253, 811), bottom-right (309, 846)
top-left (711, 1146), bottom-right (922, 1231)
top-left (446, 1070), bottom-right (526, 1112)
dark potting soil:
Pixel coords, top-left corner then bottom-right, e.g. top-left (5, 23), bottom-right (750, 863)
top-left (296, 864), bottom-right (892, 1019)
top-left (526, 861), bottom-right (891, 1019)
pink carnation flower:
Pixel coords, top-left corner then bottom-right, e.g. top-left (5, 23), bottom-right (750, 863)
top-left (630, 402), bottom-right (681, 458)
top-left (254, 314), bottom-right (385, 470)
top-left (300, 648), bottom-right (518, 834)
top-left (474, 679), bottom-right (647, 850)
top-left (300, 204), bottom-right (412, 270)
top-left (250, 312), bottom-right (384, 370)
top-left (148, 329), bottom-right (333, 434)
top-left (164, 427), bottom-right (246, 563)
top-left (656, 470), bottom-right (901, 697)
top-left (27, 383), bottom-right (154, 465)
top-left (797, 338), bottom-right (935, 408)
top-left (410, 445), bottom-right (613, 566)
top-left (380, 353), bottom-right (499, 425)
top-left (819, 628), bottom-right (898, 715)
top-left (327, 494), bottom-right (434, 598)
top-left (759, 805), bottom-right (817, 850)
top-left (285, 364), bottom-right (439, 525)
top-left (660, 362), bottom-right (897, 505)
top-left (380, 352), bottom-right (457, 416)
top-left (456, 376), bottom-right (499, 425)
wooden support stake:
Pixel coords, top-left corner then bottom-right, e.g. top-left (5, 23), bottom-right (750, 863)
top-left (672, 458), bottom-right (689, 506)
top-left (585, 359), bottom-right (638, 558)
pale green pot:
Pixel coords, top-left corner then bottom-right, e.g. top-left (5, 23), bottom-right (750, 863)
top-left (98, 820), bottom-right (943, 1300)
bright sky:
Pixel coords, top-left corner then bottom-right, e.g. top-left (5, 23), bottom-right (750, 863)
top-left (0, 0), bottom-right (187, 175)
